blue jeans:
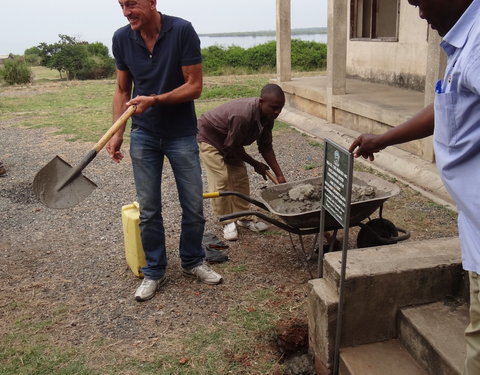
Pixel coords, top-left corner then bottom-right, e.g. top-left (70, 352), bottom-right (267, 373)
top-left (130, 128), bottom-right (205, 279)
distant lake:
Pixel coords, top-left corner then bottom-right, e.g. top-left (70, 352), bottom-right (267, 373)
top-left (200, 33), bottom-right (327, 49)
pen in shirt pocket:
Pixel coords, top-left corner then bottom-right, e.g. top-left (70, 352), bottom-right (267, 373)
top-left (435, 79), bottom-right (443, 93)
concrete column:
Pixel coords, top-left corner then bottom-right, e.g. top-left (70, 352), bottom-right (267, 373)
top-left (422, 30), bottom-right (447, 162)
top-left (326, 0), bottom-right (348, 123)
top-left (276, 0), bottom-right (291, 82)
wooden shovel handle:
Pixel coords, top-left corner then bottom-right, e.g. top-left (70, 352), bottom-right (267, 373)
top-left (94, 105), bottom-right (137, 153)
top-left (265, 170), bottom-right (279, 185)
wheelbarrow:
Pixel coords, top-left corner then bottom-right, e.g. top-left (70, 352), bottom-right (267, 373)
top-left (204, 171), bottom-right (410, 270)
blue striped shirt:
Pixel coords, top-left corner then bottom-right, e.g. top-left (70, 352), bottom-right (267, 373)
top-left (435, 0), bottom-right (480, 272)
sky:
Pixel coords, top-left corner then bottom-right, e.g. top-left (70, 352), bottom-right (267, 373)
top-left (1, 0), bottom-right (327, 55)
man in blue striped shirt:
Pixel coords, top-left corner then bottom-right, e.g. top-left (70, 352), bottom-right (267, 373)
top-left (349, 0), bottom-right (480, 372)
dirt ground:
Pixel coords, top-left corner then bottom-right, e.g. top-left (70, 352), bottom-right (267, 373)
top-left (0, 119), bottom-right (458, 373)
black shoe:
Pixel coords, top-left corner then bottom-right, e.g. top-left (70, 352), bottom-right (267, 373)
top-left (204, 246), bottom-right (229, 263)
top-left (203, 231), bottom-right (229, 249)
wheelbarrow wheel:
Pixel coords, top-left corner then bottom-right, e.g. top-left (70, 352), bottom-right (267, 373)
top-left (357, 218), bottom-right (399, 248)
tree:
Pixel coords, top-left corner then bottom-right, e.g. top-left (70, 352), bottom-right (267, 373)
top-left (49, 43), bottom-right (88, 80)
top-left (36, 35), bottom-right (115, 80)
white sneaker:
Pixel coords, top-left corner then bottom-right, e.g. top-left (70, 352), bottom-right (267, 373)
top-left (237, 220), bottom-right (269, 232)
top-left (223, 222), bottom-right (238, 241)
top-left (134, 276), bottom-right (167, 302)
top-left (183, 263), bottom-right (223, 285)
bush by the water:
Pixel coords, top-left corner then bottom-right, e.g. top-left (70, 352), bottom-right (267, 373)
top-left (202, 39), bottom-right (326, 75)
top-left (15, 36), bottom-right (325, 82)
top-left (0, 58), bottom-right (33, 85)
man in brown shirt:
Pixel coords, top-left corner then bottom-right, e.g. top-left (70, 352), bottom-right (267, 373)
top-left (197, 84), bottom-right (286, 241)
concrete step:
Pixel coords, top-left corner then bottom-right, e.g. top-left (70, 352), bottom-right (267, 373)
top-left (339, 339), bottom-right (428, 375)
top-left (322, 238), bottom-right (463, 345)
top-left (307, 238), bottom-right (464, 372)
top-left (399, 301), bottom-right (470, 375)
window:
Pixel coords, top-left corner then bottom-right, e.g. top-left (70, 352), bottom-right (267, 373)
top-left (351, 0), bottom-right (399, 41)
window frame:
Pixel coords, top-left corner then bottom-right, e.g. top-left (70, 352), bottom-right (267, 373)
top-left (350, 0), bottom-right (400, 42)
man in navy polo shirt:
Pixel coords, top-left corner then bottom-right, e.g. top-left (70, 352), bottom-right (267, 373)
top-left (107, 0), bottom-right (223, 302)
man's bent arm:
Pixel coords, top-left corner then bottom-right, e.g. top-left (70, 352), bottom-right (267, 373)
top-left (261, 149), bottom-right (286, 183)
top-left (128, 63), bottom-right (203, 113)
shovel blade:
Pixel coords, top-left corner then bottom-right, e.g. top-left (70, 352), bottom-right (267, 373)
top-left (33, 156), bottom-right (97, 209)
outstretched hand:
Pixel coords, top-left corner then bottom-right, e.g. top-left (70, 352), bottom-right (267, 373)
top-left (348, 134), bottom-right (384, 161)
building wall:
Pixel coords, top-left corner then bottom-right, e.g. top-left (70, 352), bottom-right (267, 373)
top-left (346, 0), bottom-right (429, 90)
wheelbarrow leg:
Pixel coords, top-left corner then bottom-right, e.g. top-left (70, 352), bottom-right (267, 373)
top-left (288, 233), bottom-right (314, 279)
top-left (308, 233), bottom-right (320, 260)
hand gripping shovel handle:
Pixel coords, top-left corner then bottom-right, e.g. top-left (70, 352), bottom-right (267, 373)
top-left (56, 105), bottom-right (136, 191)
top-left (265, 170), bottom-right (279, 185)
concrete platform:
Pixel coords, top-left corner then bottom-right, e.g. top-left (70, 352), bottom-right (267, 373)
top-left (276, 75), bottom-right (457, 210)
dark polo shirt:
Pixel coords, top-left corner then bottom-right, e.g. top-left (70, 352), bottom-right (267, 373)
top-left (112, 13), bottom-right (202, 138)
top-left (197, 98), bottom-right (274, 161)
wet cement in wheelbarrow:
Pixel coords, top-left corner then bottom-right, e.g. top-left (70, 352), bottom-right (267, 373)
top-left (269, 183), bottom-right (376, 214)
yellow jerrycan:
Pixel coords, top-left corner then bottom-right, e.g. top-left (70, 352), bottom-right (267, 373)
top-left (121, 202), bottom-right (146, 277)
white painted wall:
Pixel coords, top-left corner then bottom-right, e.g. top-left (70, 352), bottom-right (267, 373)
top-left (346, 0), bottom-right (429, 89)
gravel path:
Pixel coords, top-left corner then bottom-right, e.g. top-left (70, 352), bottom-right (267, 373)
top-left (0, 120), bottom-right (457, 369)
top-left (0, 123), bottom-right (325, 352)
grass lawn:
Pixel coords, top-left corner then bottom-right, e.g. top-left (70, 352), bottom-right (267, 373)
top-left (0, 66), bottom-right (293, 143)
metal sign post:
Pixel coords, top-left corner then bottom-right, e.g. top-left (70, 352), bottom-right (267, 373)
top-left (316, 138), bottom-right (353, 375)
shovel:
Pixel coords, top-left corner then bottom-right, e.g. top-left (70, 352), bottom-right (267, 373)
top-left (265, 170), bottom-right (279, 184)
top-left (33, 106), bottom-right (136, 209)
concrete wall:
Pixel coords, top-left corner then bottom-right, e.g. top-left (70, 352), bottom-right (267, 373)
top-left (347, 0), bottom-right (429, 90)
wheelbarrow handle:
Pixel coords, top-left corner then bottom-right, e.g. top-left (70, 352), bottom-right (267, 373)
top-left (203, 192), bottom-right (221, 199)
top-left (204, 191), bottom-right (269, 211)
top-left (203, 191), bottom-right (269, 211)
top-left (219, 210), bottom-right (319, 236)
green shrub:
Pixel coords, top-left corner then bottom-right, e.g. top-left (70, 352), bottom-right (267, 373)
top-left (201, 45), bottom-right (228, 75)
top-left (224, 46), bottom-right (247, 67)
top-left (291, 39), bottom-right (327, 70)
top-left (76, 55), bottom-right (116, 80)
top-left (0, 59), bottom-right (33, 85)
top-left (86, 42), bottom-right (110, 57)
top-left (201, 39), bottom-right (326, 75)
top-left (24, 46), bottom-right (42, 66)
top-left (243, 41), bottom-right (276, 70)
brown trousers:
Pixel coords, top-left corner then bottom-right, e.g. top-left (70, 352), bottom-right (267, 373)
top-left (465, 272), bottom-right (480, 374)
top-left (199, 142), bottom-right (254, 224)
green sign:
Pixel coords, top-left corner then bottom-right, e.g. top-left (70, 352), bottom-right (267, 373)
top-left (322, 140), bottom-right (353, 227)
top-left (318, 139), bottom-right (354, 375)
